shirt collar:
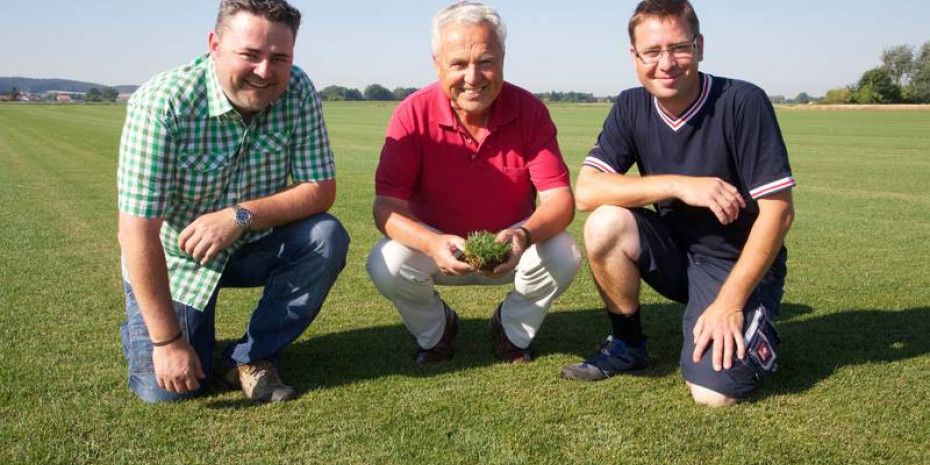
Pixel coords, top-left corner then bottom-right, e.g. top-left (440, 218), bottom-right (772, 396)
top-left (432, 81), bottom-right (517, 132)
top-left (205, 56), bottom-right (236, 118)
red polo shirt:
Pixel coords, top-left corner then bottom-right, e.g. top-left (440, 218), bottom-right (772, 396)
top-left (376, 82), bottom-right (570, 238)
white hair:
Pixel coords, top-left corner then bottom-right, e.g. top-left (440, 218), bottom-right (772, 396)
top-left (431, 2), bottom-right (507, 55)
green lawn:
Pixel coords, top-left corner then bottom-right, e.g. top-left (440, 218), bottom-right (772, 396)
top-left (1, 102), bottom-right (928, 465)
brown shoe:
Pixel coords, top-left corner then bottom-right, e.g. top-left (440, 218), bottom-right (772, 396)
top-left (237, 360), bottom-right (296, 402)
top-left (490, 304), bottom-right (533, 363)
top-left (415, 302), bottom-right (459, 365)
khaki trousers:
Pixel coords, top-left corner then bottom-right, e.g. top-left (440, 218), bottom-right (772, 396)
top-left (366, 231), bottom-right (581, 350)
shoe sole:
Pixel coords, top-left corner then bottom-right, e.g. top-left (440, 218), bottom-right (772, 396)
top-left (560, 363), bottom-right (650, 381)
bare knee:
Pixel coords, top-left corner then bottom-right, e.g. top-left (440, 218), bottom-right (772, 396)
top-left (688, 382), bottom-right (738, 407)
top-left (583, 206), bottom-right (639, 262)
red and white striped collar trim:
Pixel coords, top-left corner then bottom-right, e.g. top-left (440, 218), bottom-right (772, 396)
top-left (654, 73), bottom-right (713, 132)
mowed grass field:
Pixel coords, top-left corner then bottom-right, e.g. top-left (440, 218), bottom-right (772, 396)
top-left (1, 102), bottom-right (928, 465)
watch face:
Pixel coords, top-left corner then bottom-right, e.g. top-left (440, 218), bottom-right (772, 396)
top-left (235, 206), bottom-right (252, 228)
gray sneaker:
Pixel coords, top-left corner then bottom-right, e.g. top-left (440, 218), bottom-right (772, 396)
top-left (237, 360), bottom-right (296, 402)
top-left (561, 336), bottom-right (649, 381)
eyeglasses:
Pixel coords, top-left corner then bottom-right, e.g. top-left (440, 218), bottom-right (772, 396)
top-left (634, 38), bottom-right (698, 65)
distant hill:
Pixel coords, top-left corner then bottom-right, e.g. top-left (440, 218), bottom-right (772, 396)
top-left (0, 77), bottom-right (137, 94)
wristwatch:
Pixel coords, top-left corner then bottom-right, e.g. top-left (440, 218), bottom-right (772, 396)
top-left (233, 204), bottom-right (254, 231)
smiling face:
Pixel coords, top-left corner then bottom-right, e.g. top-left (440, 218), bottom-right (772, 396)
top-left (209, 11), bottom-right (294, 120)
top-left (433, 21), bottom-right (504, 125)
top-left (630, 14), bottom-right (703, 116)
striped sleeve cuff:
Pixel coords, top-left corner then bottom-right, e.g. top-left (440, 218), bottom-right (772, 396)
top-left (582, 156), bottom-right (617, 173)
top-left (749, 176), bottom-right (796, 199)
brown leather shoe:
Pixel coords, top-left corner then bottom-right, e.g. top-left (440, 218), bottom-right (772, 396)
top-left (237, 360), bottom-right (296, 402)
top-left (415, 302), bottom-right (459, 365)
top-left (490, 304), bottom-right (533, 363)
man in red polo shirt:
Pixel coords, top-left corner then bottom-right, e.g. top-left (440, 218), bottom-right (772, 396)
top-left (367, 1), bottom-right (581, 365)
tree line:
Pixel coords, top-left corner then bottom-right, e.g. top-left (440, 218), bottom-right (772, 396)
top-left (533, 91), bottom-right (599, 103)
top-left (85, 87), bottom-right (120, 102)
top-left (320, 84), bottom-right (417, 101)
top-left (320, 85), bottom-right (601, 103)
top-left (1, 86), bottom-right (120, 102)
top-left (822, 41), bottom-right (930, 104)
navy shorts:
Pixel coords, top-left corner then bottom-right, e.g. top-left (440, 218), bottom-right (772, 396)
top-left (632, 208), bottom-right (786, 399)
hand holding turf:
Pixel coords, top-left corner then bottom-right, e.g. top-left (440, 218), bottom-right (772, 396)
top-left (429, 234), bottom-right (472, 275)
top-left (461, 230), bottom-right (521, 278)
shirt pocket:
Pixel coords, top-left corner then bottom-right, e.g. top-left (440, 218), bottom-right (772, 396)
top-left (177, 150), bottom-right (234, 203)
top-left (247, 131), bottom-right (290, 175)
top-left (500, 166), bottom-right (532, 193)
top-left (499, 166), bottom-right (530, 188)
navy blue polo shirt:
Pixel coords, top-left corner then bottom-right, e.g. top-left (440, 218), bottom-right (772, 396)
top-left (583, 73), bottom-right (795, 260)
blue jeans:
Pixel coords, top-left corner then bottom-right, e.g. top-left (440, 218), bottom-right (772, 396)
top-left (120, 214), bottom-right (349, 403)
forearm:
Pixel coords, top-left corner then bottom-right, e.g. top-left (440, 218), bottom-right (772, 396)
top-left (716, 192), bottom-right (794, 309)
top-left (118, 213), bottom-right (179, 341)
top-left (521, 186), bottom-right (574, 244)
top-left (575, 167), bottom-right (680, 211)
top-left (374, 195), bottom-right (440, 254)
top-left (239, 179), bottom-right (336, 230)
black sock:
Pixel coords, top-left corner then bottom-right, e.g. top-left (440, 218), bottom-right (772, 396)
top-left (607, 310), bottom-right (644, 348)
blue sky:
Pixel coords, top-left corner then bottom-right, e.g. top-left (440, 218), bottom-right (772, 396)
top-left (3, 1), bottom-right (929, 97)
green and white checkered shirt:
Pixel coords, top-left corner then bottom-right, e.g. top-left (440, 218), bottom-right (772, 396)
top-left (117, 54), bottom-right (335, 311)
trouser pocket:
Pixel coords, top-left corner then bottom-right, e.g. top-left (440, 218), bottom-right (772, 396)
top-left (742, 305), bottom-right (781, 379)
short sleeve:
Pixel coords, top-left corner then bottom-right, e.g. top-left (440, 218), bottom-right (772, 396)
top-left (290, 75), bottom-right (335, 183)
top-left (735, 87), bottom-right (795, 199)
top-left (117, 101), bottom-right (175, 218)
top-left (583, 97), bottom-right (637, 174)
top-left (524, 101), bottom-right (570, 192)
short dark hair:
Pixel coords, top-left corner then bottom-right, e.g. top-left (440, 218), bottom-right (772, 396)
top-left (628, 0), bottom-right (700, 45)
top-left (216, 0), bottom-right (302, 38)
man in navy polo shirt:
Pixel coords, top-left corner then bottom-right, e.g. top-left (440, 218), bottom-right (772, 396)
top-left (560, 0), bottom-right (795, 406)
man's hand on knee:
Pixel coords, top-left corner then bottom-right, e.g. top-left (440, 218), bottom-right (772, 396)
top-left (178, 208), bottom-right (244, 265)
top-left (673, 176), bottom-right (746, 225)
top-left (692, 301), bottom-right (746, 371)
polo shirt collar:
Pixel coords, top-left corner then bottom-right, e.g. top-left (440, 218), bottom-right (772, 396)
top-left (488, 82), bottom-right (517, 130)
top-left (432, 81), bottom-right (518, 132)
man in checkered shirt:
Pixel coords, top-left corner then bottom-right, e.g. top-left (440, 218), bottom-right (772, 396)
top-left (117, 0), bottom-right (349, 403)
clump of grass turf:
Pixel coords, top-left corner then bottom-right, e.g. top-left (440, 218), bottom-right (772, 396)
top-left (461, 230), bottom-right (512, 271)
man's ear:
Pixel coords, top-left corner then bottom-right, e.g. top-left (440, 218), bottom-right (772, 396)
top-left (208, 30), bottom-right (221, 56)
top-left (696, 34), bottom-right (704, 62)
